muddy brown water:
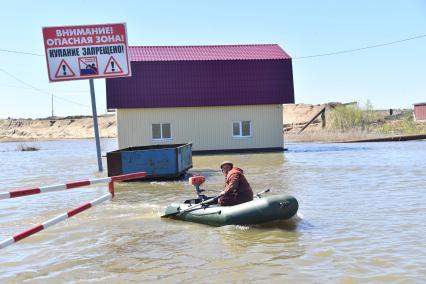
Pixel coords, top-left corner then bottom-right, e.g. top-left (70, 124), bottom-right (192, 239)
top-left (0, 139), bottom-right (425, 283)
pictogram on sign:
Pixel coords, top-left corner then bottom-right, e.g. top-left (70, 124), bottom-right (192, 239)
top-left (54, 59), bottom-right (76, 78)
top-left (103, 56), bottom-right (123, 74)
top-left (78, 56), bottom-right (99, 76)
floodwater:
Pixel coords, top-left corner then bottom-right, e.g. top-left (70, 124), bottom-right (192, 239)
top-left (0, 139), bottom-right (425, 283)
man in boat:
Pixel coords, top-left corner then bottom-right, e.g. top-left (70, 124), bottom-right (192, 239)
top-left (218, 161), bottom-right (254, 206)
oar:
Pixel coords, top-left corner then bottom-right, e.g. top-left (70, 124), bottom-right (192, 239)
top-left (161, 194), bottom-right (223, 218)
top-left (162, 189), bottom-right (272, 218)
top-left (255, 189), bottom-right (270, 198)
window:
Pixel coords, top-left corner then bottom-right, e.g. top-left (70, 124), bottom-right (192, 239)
top-left (152, 123), bottom-right (172, 140)
top-left (232, 121), bottom-right (251, 137)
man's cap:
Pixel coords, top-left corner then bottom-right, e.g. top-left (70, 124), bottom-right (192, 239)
top-left (220, 161), bottom-right (233, 169)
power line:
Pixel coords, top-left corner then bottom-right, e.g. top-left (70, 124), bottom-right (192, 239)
top-left (0, 48), bottom-right (44, 57)
top-left (0, 83), bottom-right (88, 93)
top-left (292, 34), bottom-right (426, 60)
top-left (1, 33), bottom-right (425, 61)
top-left (0, 33), bottom-right (425, 111)
top-left (0, 50), bottom-right (104, 112)
top-left (0, 67), bottom-right (96, 109)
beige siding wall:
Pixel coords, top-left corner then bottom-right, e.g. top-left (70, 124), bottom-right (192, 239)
top-left (116, 104), bottom-right (283, 151)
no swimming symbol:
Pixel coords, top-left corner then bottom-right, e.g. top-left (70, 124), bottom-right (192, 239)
top-left (78, 56), bottom-right (99, 76)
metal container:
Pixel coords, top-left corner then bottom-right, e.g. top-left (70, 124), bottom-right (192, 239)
top-left (414, 103), bottom-right (426, 121)
top-left (107, 143), bottom-right (192, 179)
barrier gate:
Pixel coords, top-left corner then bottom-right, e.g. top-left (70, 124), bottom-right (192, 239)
top-left (0, 172), bottom-right (146, 249)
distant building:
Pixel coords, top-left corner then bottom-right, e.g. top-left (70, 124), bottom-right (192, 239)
top-left (106, 44), bottom-right (295, 153)
top-left (414, 103), bottom-right (426, 121)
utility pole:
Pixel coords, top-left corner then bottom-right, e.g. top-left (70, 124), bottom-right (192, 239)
top-left (51, 94), bottom-right (54, 117)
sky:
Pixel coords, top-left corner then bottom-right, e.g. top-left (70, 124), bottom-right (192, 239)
top-left (0, 0), bottom-right (425, 118)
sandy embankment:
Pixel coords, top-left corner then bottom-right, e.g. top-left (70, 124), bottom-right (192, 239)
top-left (284, 103), bottom-right (347, 142)
top-left (0, 115), bottom-right (116, 142)
top-left (1, 106), bottom-right (320, 142)
top-left (0, 104), bottom-right (354, 143)
top-left (283, 104), bottom-right (408, 142)
top-left (1, 104), bottom-right (422, 143)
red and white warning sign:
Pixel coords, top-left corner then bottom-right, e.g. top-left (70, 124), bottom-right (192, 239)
top-left (55, 59), bottom-right (76, 78)
top-left (42, 23), bottom-right (131, 82)
top-left (104, 56), bottom-right (123, 74)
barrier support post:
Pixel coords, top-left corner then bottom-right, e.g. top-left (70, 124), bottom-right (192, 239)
top-left (108, 182), bottom-right (115, 198)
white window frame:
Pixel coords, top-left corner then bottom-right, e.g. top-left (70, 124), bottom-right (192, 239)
top-left (232, 120), bottom-right (252, 138)
top-left (152, 123), bottom-right (172, 141)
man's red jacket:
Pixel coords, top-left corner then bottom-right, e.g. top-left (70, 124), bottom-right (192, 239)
top-left (218, 167), bottom-right (254, 206)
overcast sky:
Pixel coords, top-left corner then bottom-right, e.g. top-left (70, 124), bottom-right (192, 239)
top-left (0, 0), bottom-right (425, 118)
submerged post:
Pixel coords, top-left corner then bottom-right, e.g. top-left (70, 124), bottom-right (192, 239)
top-left (89, 79), bottom-right (103, 172)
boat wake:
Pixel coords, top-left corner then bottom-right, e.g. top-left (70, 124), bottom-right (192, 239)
top-left (220, 214), bottom-right (303, 231)
top-left (108, 202), bottom-right (165, 219)
top-left (250, 217), bottom-right (299, 230)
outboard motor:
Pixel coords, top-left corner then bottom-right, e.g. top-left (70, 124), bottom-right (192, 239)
top-left (189, 176), bottom-right (206, 200)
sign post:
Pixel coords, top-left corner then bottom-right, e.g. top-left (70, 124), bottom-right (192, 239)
top-left (89, 79), bottom-right (102, 171)
top-left (42, 23), bottom-right (131, 171)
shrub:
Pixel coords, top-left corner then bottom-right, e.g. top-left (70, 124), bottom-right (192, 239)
top-left (327, 102), bottom-right (377, 132)
top-left (377, 114), bottom-right (419, 135)
top-left (328, 102), bottom-right (425, 135)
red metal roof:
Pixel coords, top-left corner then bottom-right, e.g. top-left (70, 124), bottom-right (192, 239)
top-left (129, 44), bottom-right (291, 61)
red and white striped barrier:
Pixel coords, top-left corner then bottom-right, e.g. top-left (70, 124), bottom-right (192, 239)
top-left (0, 172), bottom-right (146, 200)
top-left (0, 192), bottom-right (112, 249)
top-left (0, 172), bottom-right (146, 249)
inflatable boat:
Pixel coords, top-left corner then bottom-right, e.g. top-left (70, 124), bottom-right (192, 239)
top-left (161, 176), bottom-right (299, 226)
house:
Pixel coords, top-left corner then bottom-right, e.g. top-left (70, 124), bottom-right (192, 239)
top-left (106, 44), bottom-right (295, 153)
top-left (414, 103), bottom-right (426, 121)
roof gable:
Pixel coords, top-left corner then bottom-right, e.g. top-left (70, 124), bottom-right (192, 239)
top-left (129, 44), bottom-right (291, 62)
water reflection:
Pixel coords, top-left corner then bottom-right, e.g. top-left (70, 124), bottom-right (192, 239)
top-left (1, 139), bottom-right (426, 283)
top-left (286, 143), bottom-right (370, 153)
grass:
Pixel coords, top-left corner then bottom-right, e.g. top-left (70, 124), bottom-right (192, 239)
top-left (375, 110), bottom-right (426, 135)
top-left (327, 102), bottom-right (426, 135)
top-left (327, 101), bottom-right (377, 132)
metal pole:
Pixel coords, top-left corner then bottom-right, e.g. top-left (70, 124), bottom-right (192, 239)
top-left (89, 79), bottom-right (103, 172)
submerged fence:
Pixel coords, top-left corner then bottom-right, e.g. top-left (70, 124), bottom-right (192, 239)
top-left (0, 172), bottom-right (146, 249)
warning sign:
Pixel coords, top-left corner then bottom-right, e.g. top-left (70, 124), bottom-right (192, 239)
top-left (42, 23), bottom-right (131, 82)
top-left (55, 59), bottom-right (76, 78)
top-left (104, 56), bottom-right (123, 74)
